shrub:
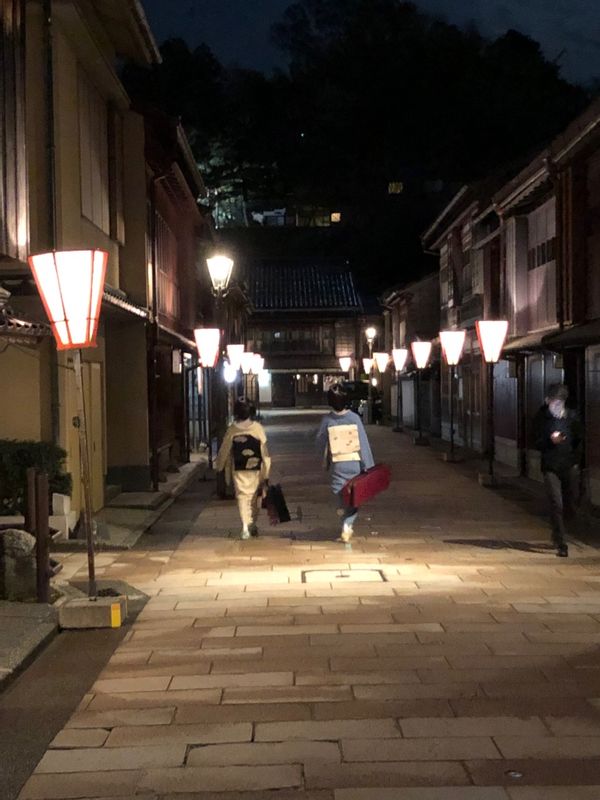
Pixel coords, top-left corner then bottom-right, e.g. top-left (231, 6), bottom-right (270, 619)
top-left (0, 440), bottom-right (72, 515)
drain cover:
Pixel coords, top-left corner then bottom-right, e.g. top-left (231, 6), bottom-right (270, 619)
top-left (301, 569), bottom-right (386, 583)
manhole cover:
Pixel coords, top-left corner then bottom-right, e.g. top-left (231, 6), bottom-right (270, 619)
top-left (301, 569), bottom-right (386, 583)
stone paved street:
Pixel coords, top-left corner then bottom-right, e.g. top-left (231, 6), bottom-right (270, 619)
top-left (18, 410), bottom-right (600, 800)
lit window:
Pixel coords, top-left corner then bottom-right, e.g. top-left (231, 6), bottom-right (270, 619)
top-left (388, 182), bottom-right (404, 195)
top-left (331, 212), bottom-right (341, 223)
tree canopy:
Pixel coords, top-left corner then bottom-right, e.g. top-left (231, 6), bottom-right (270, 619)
top-left (124, 0), bottom-right (589, 289)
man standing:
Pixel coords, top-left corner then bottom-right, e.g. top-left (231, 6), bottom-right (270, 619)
top-left (534, 383), bottom-right (583, 557)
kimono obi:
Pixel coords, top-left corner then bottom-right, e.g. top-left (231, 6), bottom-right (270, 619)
top-left (232, 434), bottom-right (262, 471)
top-left (328, 424), bottom-right (361, 463)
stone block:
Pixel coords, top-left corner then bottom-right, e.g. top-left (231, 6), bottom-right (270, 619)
top-left (0, 528), bottom-right (36, 601)
top-left (58, 595), bottom-right (127, 629)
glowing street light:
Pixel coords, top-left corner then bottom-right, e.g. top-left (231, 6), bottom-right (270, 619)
top-left (440, 330), bottom-right (466, 462)
top-left (392, 348), bottom-right (408, 432)
top-left (206, 254), bottom-right (234, 296)
top-left (373, 352), bottom-right (389, 373)
top-left (223, 361), bottom-right (238, 384)
top-left (194, 328), bottom-right (221, 469)
top-left (240, 351), bottom-right (255, 375)
top-left (476, 320), bottom-right (509, 485)
top-left (410, 340), bottom-right (432, 445)
top-left (362, 357), bottom-right (373, 374)
top-left (339, 356), bottom-right (352, 373)
top-left (194, 328), bottom-right (221, 368)
top-left (28, 249), bottom-right (108, 598)
top-left (226, 343), bottom-right (244, 372)
top-left (363, 327), bottom-right (378, 424)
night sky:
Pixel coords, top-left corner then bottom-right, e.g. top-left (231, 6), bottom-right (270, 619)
top-left (141, 0), bottom-right (600, 85)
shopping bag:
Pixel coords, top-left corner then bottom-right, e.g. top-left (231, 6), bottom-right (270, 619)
top-left (261, 484), bottom-right (291, 524)
top-left (341, 464), bottom-right (391, 508)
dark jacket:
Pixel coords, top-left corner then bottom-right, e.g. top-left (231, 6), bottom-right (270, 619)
top-left (533, 404), bottom-right (583, 474)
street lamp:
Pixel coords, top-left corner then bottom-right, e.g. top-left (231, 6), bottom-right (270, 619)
top-left (226, 343), bottom-right (244, 372)
top-left (28, 249), bottom-right (108, 598)
top-left (206, 255), bottom-right (234, 296)
top-left (373, 352), bottom-right (389, 373)
top-left (339, 356), bottom-right (352, 374)
top-left (392, 347), bottom-right (408, 432)
top-left (252, 354), bottom-right (264, 418)
top-left (476, 320), bottom-right (508, 486)
top-left (362, 357), bottom-right (373, 374)
top-left (194, 327), bottom-right (221, 469)
top-left (411, 340), bottom-right (432, 446)
top-left (364, 327), bottom-right (377, 424)
top-left (440, 330), bottom-right (466, 463)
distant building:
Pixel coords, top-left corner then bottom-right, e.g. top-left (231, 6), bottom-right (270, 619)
top-left (244, 262), bottom-right (379, 407)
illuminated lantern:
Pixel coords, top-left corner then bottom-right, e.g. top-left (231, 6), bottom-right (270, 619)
top-left (440, 330), bottom-right (466, 366)
top-left (411, 340), bottom-right (432, 370)
top-left (226, 344), bottom-right (244, 372)
top-left (392, 348), bottom-right (408, 372)
top-left (476, 320), bottom-right (508, 364)
top-left (339, 356), bottom-right (352, 372)
top-left (194, 328), bottom-right (221, 368)
top-left (206, 255), bottom-right (234, 294)
top-left (28, 249), bottom-right (108, 349)
top-left (240, 351), bottom-right (255, 375)
top-left (373, 352), bottom-right (389, 372)
top-left (362, 357), bottom-right (373, 374)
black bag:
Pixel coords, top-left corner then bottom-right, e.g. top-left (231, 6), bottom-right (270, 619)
top-left (261, 484), bottom-right (291, 525)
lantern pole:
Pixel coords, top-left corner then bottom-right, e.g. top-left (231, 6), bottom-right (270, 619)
top-left (73, 349), bottom-right (97, 598)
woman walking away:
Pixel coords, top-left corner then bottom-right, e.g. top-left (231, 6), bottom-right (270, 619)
top-left (317, 383), bottom-right (375, 542)
top-left (216, 397), bottom-right (271, 540)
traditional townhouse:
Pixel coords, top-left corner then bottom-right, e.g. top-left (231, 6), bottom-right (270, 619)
top-left (244, 261), bottom-right (373, 407)
top-left (1, 0), bottom-right (214, 530)
top-left (421, 177), bottom-right (505, 454)
top-left (381, 272), bottom-right (440, 434)
top-left (542, 99), bottom-right (600, 505)
top-left (492, 154), bottom-right (563, 478)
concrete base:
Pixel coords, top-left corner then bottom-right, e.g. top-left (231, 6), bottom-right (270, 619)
top-left (58, 595), bottom-right (127, 630)
top-left (413, 434), bottom-right (430, 446)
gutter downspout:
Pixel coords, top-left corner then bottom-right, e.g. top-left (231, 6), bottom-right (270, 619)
top-left (43, 0), bottom-right (60, 445)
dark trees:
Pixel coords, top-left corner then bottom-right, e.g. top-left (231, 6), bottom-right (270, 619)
top-left (124, 0), bottom-right (589, 289)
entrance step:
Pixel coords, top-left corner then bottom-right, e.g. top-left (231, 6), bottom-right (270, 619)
top-left (106, 491), bottom-right (169, 510)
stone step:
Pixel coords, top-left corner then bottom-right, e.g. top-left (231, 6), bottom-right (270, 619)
top-left (106, 491), bottom-right (169, 510)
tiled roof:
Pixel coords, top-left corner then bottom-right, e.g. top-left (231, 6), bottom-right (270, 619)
top-left (0, 307), bottom-right (50, 340)
top-left (246, 264), bottom-right (362, 312)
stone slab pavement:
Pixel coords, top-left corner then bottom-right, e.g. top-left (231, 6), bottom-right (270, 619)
top-left (15, 410), bottom-right (600, 800)
top-left (0, 602), bottom-right (58, 688)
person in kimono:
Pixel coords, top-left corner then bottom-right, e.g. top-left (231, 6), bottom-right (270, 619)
top-left (216, 397), bottom-right (271, 540)
top-left (316, 383), bottom-right (375, 542)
